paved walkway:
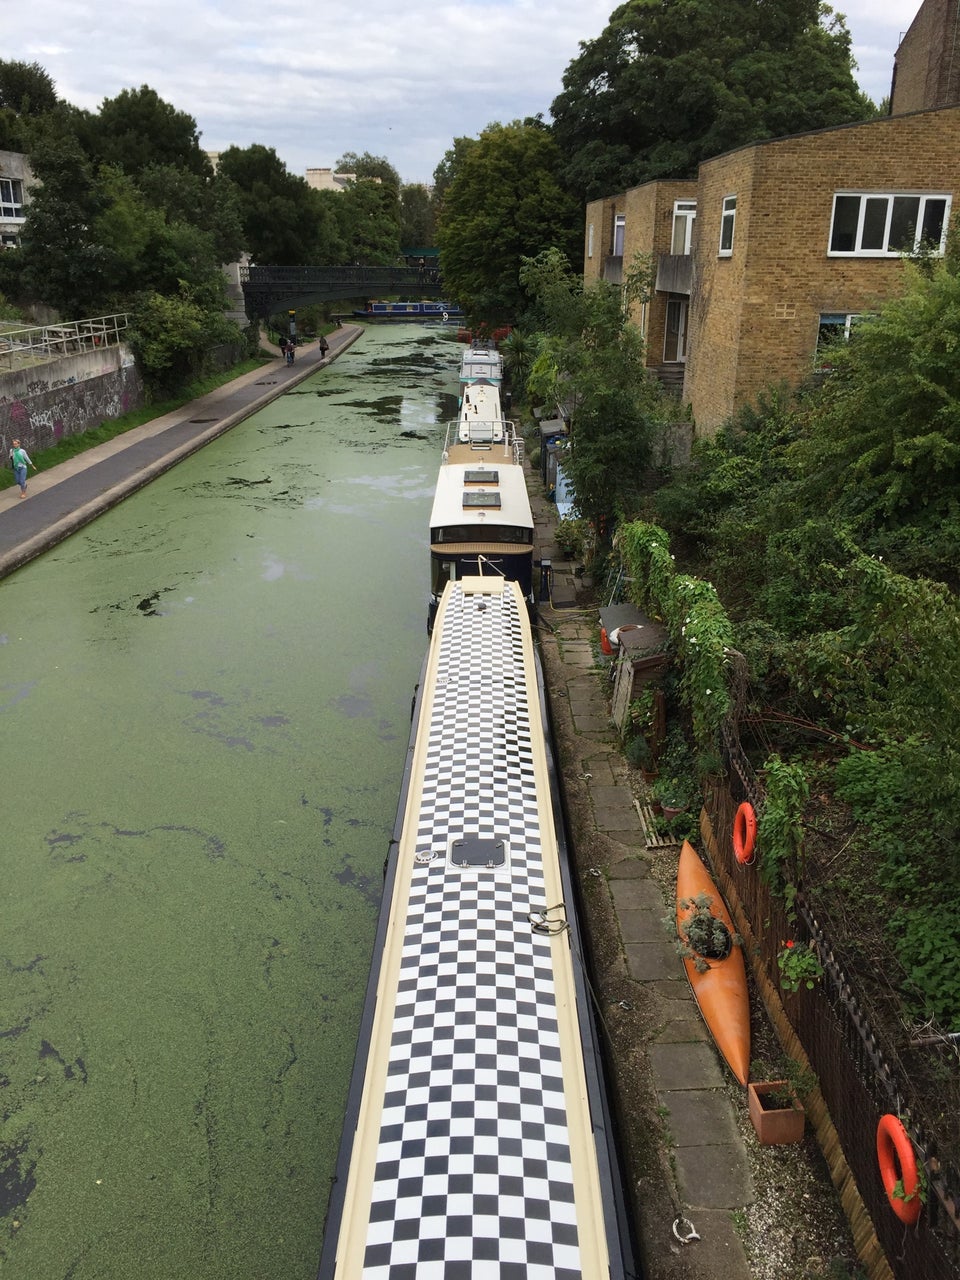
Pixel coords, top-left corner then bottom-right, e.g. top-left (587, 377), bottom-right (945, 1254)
top-left (0, 325), bottom-right (363, 579)
top-left (0, 337), bottom-right (759, 1278)
top-left (528, 476), bottom-right (757, 1280)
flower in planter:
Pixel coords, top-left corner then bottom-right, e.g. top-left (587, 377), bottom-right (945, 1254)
top-left (777, 939), bottom-right (824, 993)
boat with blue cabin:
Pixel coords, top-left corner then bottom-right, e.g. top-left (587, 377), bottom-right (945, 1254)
top-left (353, 300), bottom-right (464, 320)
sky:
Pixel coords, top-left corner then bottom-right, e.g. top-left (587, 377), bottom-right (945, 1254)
top-left (5, 0), bottom-right (925, 186)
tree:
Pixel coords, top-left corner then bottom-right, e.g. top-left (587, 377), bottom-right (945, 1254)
top-left (336, 178), bottom-right (401, 264)
top-left (0, 59), bottom-right (63, 151)
top-left (520, 248), bottom-right (662, 530)
top-left (400, 184), bottom-right (435, 249)
top-left (550, 0), bottom-right (876, 200)
top-left (13, 130), bottom-right (111, 316)
top-left (88, 86), bottom-right (210, 178)
top-left (215, 144), bottom-right (337, 264)
top-left (0, 60), bottom-right (59, 115)
top-left (435, 122), bottom-right (580, 324)
top-left (795, 240), bottom-right (960, 584)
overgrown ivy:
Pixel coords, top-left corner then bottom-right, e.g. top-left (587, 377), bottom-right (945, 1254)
top-left (617, 520), bottom-right (733, 744)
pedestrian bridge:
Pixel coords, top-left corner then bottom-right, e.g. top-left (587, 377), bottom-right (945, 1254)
top-left (239, 265), bottom-right (446, 319)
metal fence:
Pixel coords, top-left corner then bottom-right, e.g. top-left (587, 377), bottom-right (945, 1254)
top-left (0, 314), bottom-right (129, 373)
top-left (709, 723), bottom-right (960, 1280)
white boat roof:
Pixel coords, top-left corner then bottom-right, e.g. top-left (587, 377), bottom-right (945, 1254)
top-left (429, 459), bottom-right (534, 532)
top-left (460, 347), bottom-right (503, 382)
top-left (458, 383), bottom-right (503, 443)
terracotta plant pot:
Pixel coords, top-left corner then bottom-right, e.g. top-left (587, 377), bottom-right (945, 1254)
top-left (661, 805), bottom-right (686, 820)
top-left (748, 1080), bottom-right (805, 1145)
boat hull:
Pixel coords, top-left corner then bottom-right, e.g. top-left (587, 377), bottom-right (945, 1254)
top-left (676, 840), bottom-right (751, 1085)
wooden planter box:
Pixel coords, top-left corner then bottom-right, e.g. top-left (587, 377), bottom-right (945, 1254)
top-left (748, 1081), bottom-right (806, 1145)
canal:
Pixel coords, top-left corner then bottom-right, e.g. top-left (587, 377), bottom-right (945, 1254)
top-left (0, 326), bottom-right (460, 1279)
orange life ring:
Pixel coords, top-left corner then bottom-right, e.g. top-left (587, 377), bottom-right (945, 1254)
top-left (732, 802), bottom-right (757, 865)
top-left (877, 1114), bottom-right (922, 1225)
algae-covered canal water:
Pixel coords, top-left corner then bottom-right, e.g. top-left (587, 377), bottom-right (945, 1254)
top-left (0, 326), bottom-right (460, 1279)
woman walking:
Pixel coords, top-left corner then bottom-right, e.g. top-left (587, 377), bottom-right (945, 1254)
top-left (9, 439), bottom-right (36, 498)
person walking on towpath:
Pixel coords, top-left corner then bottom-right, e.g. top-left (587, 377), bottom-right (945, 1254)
top-left (318, 335), bottom-right (329, 358)
top-left (9, 439), bottom-right (36, 498)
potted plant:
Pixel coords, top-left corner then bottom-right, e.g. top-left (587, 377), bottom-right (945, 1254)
top-left (748, 1056), bottom-right (815, 1145)
top-left (675, 892), bottom-right (740, 972)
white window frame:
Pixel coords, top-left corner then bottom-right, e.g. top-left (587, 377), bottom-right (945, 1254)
top-left (719, 195), bottom-right (736, 257)
top-left (613, 213), bottom-right (625, 257)
top-left (587, 222), bottom-right (594, 259)
top-left (816, 312), bottom-right (868, 368)
top-left (0, 177), bottom-right (25, 221)
top-left (828, 192), bottom-right (952, 257)
top-left (671, 200), bottom-right (697, 255)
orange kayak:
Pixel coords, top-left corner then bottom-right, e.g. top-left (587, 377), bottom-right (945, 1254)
top-left (675, 840), bottom-right (751, 1085)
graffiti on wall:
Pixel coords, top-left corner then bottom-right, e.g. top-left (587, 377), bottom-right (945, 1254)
top-left (0, 366), bottom-right (144, 456)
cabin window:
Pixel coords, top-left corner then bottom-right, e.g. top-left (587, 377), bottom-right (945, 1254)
top-left (719, 196), bottom-right (736, 257)
top-left (829, 192), bottom-right (950, 256)
top-left (671, 200), bottom-right (697, 255)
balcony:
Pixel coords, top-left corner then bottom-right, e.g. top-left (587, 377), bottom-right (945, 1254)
top-left (603, 255), bottom-right (623, 285)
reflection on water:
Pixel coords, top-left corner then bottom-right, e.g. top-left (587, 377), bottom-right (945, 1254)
top-left (0, 325), bottom-right (459, 1279)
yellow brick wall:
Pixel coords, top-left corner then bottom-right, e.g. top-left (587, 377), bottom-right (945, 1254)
top-left (686, 106), bottom-right (960, 433)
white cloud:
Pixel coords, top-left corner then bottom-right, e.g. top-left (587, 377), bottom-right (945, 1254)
top-left (6, 0), bottom-right (919, 183)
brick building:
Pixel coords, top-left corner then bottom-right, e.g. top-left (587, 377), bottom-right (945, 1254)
top-left (583, 0), bottom-right (960, 434)
top-left (585, 106), bottom-right (960, 433)
top-left (892, 0), bottom-right (960, 114)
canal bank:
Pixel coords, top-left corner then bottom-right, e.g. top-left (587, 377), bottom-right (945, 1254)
top-left (0, 341), bottom-right (860, 1280)
top-left (0, 324), bottom-right (363, 580)
top-left (526, 466), bottom-right (863, 1280)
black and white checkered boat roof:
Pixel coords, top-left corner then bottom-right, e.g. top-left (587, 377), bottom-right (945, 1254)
top-left (320, 578), bottom-right (629, 1279)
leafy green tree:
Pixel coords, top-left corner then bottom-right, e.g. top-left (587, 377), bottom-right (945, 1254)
top-left (12, 130), bottom-right (110, 316)
top-left (400, 183), bottom-right (435, 248)
top-left (135, 163), bottom-right (244, 266)
top-left (0, 59), bottom-right (59, 115)
top-left (795, 245), bottom-right (960, 583)
top-left (215, 144), bottom-right (334, 264)
top-left (337, 178), bottom-right (402, 264)
top-left (0, 59), bottom-right (64, 150)
top-left (436, 122), bottom-right (580, 323)
top-left (431, 136), bottom-right (478, 213)
top-left (550, 0), bottom-right (875, 200)
top-left (127, 283), bottom-right (242, 396)
top-left (88, 86), bottom-right (210, 178)
top-left (520, 247), bottom-right (662, 530)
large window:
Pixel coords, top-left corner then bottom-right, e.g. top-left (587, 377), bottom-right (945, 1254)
top-left (719, 196), bottom-right (736, 256)
top-left (829, 192), bottom-right (950, 256)
top-left (671, 200), bottom-right (696, 254)
top-left (0, 178), bottom-right (24, 220)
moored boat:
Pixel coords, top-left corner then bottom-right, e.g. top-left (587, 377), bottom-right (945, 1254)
top-left (675, 839), bottom-right (751, 1085)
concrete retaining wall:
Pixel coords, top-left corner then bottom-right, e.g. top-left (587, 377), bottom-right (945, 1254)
top-left (0, 345), bottom-right (145, 456)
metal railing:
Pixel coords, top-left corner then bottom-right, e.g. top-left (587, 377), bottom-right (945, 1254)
top-left (0, 313), bottom-right (129, 373)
